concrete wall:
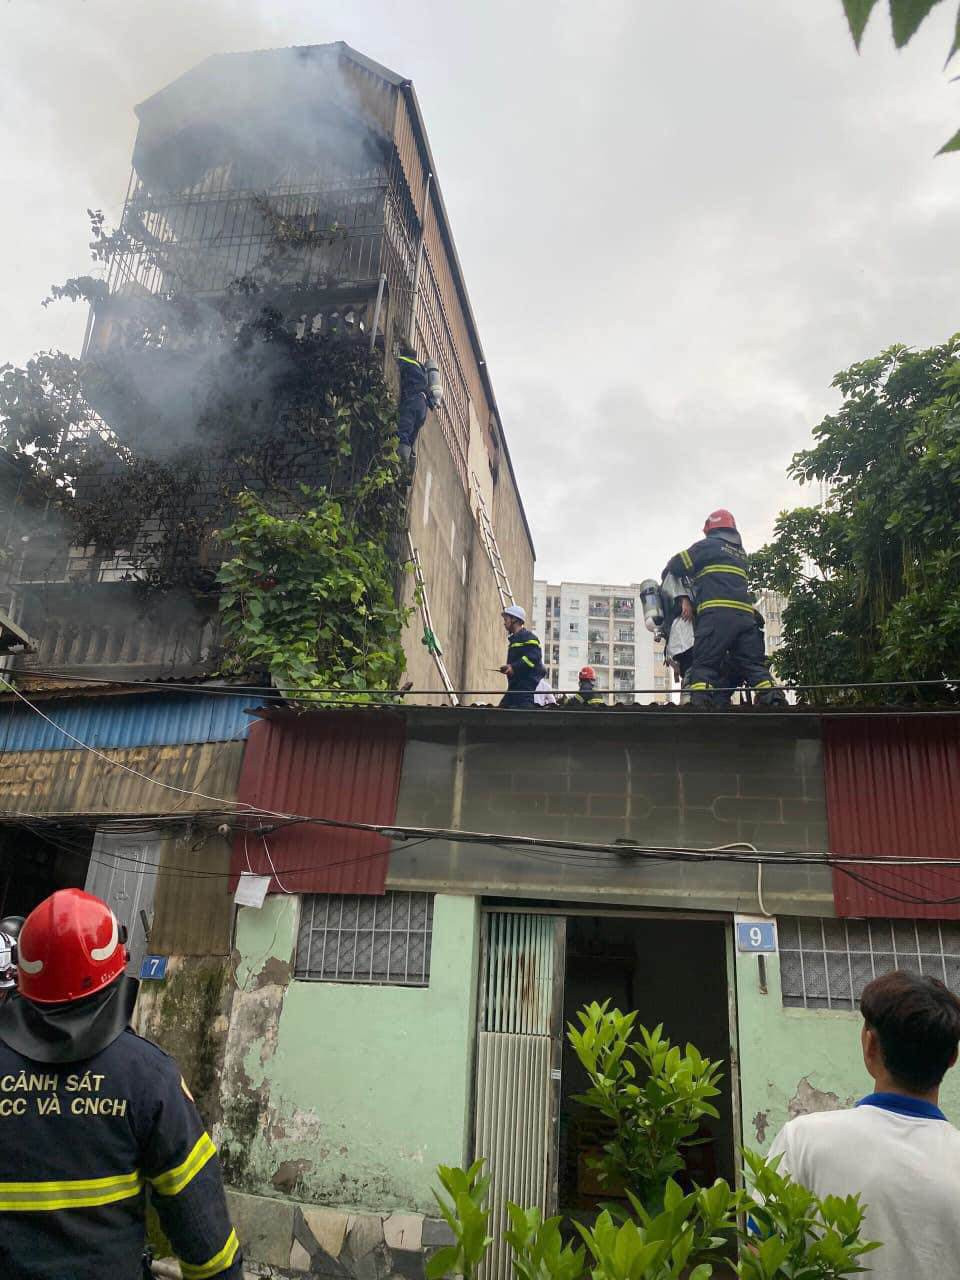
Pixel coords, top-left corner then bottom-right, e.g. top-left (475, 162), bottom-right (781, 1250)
top-left (388, 709), bottom-right (834, 916)
top-left (399, 417), bottom-right (532, 704)
top-left (735, 947), bottom-right (960, 1150)
top-left (217, 892), bottom-right (479, 1214)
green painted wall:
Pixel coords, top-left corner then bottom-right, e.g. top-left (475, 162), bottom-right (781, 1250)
top-left (735, 948), bottom-right (960, 1151)
top-left (220, 892), bottom-right (479, 1214)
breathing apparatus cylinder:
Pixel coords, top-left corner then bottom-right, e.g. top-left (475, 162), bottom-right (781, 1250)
top-left (424, 359), bottom-right (443, 409)
top-left (638, 579), bottom-right (664, 633)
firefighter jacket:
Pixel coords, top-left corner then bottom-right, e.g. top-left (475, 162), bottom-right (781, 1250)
top-left (506, 628), bottom-right (544, 691)
top-left (663, 529), bottom-right (754, 618)
top-left (398, 353), bottom-right (428, 400)
top-left (566, 689), bottom-right (605, 707)
top-left (0, 1026), bottom-right (241, 1280)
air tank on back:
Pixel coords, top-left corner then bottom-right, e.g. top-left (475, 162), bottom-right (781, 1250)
top-left (638, 579), bottom-right (664, 633)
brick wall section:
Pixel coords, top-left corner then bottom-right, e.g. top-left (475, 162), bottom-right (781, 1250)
top-left (389, 710), bottom-right (835, 916)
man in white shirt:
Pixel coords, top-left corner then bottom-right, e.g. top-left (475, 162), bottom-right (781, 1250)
top-left (766, 970), bottom-right (960, 1279)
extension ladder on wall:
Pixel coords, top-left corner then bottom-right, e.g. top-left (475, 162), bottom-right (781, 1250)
top-left (471, 472), bottom-right (514, 610)
top-left (406, 531), bottom-right (459, 706)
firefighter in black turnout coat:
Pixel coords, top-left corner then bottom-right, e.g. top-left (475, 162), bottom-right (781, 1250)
top-left (499, 604), bottom-right (545, 708)
top-left (0, 888), bottom-right (242, 1280)
top-left (663, 509), bottom-right (785, 708)
top-left (396, 338), bottom-right (441, 464)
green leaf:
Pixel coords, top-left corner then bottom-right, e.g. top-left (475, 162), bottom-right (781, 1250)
top-left (425, 1246), bottom-right (459, 1280)
top-left (937, 124), bottom-right (960, 152)
top-left (889, 0), bottom-right (947, 47)
top-left (841, 0), bottom-right (882, 46)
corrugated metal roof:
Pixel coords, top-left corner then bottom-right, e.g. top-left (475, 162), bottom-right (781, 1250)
top-left (824, 717), bottom-right (960, 919)
top-left (0, 741), bottom-right (245, 816)
top-left (0, 693), bottom-right (258, 753)
top-left (231, 710), bottom-right (406, 895)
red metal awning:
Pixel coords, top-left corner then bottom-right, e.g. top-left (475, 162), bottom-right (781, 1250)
top-left (824, 716), bottom-right (960, 919)
top-left (230, 710), bottom-right (406, 895)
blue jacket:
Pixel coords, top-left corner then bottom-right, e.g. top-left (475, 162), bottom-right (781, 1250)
top-left (506, 628), bottom-right (545, 691)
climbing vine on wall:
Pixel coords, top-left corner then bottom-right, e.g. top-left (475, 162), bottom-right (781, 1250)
top-left (0, 208), bottom-right (410, 695)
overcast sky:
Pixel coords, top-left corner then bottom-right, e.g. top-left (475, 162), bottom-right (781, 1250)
top-left (2, 1), bottom-right (957, 586)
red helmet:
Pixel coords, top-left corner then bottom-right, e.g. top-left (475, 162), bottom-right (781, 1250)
top-left (703, 509), bottom-right (737, 534)
top-left (579, 666), bottom-right (596, 680)
top-left (17, 889), bottom-right (128, 1004)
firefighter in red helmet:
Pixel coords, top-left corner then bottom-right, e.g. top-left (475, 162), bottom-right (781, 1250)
top-left (564, 666), bottom-right (606, 707)
top-left (0, 889), bottom-right (242, 1279)
top-left (663, 510), bottom-right (785, 708)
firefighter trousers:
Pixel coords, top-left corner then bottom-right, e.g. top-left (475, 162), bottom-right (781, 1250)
top-left (686, 609), bottom-right (784, 708)
top-left (398, 392), bottom-right (428, 448)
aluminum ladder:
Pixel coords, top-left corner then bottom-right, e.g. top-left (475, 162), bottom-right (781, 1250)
top-left (407, 531), bottom-right (460, 706)
top-left (471, 472), bottom-right (514, 609)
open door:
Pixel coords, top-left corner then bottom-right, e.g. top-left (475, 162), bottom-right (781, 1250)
top-left (473, 911), bottom-right (566, 1280)
top-left (85, 827), bottom-right (159, 976)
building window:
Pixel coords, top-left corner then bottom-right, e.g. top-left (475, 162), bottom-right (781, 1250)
top-left (568, 645), bottom-right (580, 657)
top-left (568, 598), bottom-right (580, 610)
top-left (778, 916), bottom-right (960, 1011)
top-left (568, 621), bottom-right (580, 634)
top-left (295, 892), bottom-right (434, 986)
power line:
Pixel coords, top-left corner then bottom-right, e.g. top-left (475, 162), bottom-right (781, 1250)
top-left (6, 667), bottom-right (960, 702)
top-left (6, 674), bottom-right (960, 905)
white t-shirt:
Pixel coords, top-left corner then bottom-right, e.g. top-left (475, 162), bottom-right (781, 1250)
top-left (767, 1096), bottom-right (960, 1279)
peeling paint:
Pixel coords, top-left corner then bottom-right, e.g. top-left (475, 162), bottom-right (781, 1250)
top-left (751, 1111), bottom-right (769, 1143)
top-left (787, 1077), bottom-right (851, 1120)
top-left (217, 894), bottom-right (478, 1213)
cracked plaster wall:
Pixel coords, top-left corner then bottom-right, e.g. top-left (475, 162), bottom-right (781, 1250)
top-left (217, 892), bottom-right (479, 1214)
top-left (736, 947), bottom-right (960, 1150)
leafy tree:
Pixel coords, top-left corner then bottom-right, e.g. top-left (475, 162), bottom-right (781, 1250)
top-left (838, 0), bottom-right (960, 153)
top-left (751, 335), bottom-right (960, 702)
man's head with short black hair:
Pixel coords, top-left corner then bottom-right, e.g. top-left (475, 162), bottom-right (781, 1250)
top-left (860, 970), bottom-right (960, 1095)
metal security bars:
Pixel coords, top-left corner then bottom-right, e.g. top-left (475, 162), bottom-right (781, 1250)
top-left (295, 891), bottom-right (434, 986)
top-left (778, 916), bottom-right (960, 1010)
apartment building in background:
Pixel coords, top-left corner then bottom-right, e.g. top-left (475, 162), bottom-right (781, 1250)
top-left (754, 589), bottom-right (787, 657)
top-left (532, 580), bottom-right (664, 703)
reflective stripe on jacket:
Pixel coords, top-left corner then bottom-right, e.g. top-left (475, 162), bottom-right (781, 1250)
top-left (0, 1027), bottom-right (241, 1280)
top-left (663, 530), bottom-right (753, 613)
top-left (506, 628), bottom-right (544, 690)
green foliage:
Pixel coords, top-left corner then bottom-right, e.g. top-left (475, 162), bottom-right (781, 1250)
top-left (575, 1179), bottom-right (739, 1280)
top-left (426, 1007), bottom-right (881, 1280)
top-left (2, 207), bottom-right (412, 694)
top-left (751, 336), bottom-right (960, 702)
top-left (506, 1206), bottom-right (585, 1280)
top-left (566, 1002), bottom-right (723, 1210)
top-left (215, 484), bottom-right (408, 698)
top-left (427, 1161), bottom-right (493, 1280)
top-left (838, 0), bottom-right (960, 153)
top-left (738, 1150), bottom-right (881, 1279)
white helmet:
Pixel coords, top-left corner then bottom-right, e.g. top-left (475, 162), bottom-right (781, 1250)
top-left (502, 604), bottom-right (526, 623)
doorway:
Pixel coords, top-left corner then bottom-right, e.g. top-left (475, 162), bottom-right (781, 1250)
top-left (559, 914), bottom-right (736, 1215)
top-left (472, 907), bottom-right (739, 1280)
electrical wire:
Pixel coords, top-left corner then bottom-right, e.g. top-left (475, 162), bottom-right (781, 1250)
top-left (5, 667), bottom-right (960, 701)
top-left (6, 673), bottom-right (960, 904)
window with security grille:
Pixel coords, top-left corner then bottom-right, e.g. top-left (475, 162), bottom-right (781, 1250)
top-left (778, 917), bottom-right (960, 1010)
top-left (295, 892), bottom-right (434, 986)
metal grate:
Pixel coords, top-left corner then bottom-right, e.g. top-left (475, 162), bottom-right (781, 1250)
top-left (778, 916), bottom-right (960, 1010)
top-left (295, 891), bottom-right (433, 986)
